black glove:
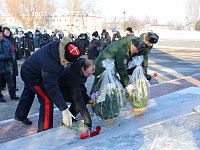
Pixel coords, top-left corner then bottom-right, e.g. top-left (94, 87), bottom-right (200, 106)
top-left (145, 73), bottom-right (152, 81)
top-left (143, 66), bottom-right (148, 73)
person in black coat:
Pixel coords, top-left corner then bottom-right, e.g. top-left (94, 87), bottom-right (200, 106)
top-left (59, 58), bottom-right (95, 129)
top-left (39, 30), bottom-right (50, 47)
top-left (14, 37), bottom-right (81, 132)
top-left (0, 26), bottom-right (19, 102)
top-left (88, 31), bottom-right (101, 61)
top-left (75, 33), bottom-right (89, 55)
top-left (3, 27), bottom-right (19, 91)
top-left (100, 29), bottom-right (111, 52)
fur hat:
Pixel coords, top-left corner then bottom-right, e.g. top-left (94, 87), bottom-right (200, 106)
top-left (0, 26), bottom-right (2, 32)
top-left (126, 27), bottom-right (133, 33)
top-left (59, 37), bottom-right (81, 65)
top-left (145, 32), bottom-right (159, 44)
top-left (131, 37), bottom-right (145, 50)
top-left (92, 31), bottom-right (98, 37)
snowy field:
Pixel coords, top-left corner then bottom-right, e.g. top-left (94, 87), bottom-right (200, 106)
top-left (136, 30), bottom-right (200, 40)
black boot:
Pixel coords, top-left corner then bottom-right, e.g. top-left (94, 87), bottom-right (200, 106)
top-left (0, 98), bottom-right (6, 102)
top-left (14, 116), bottom-right (32, 125)
top-left (11, 96), bottom-right (20, 101)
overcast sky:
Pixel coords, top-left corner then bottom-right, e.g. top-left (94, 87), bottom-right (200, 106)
top-left (97, 0), bottom-right (186, 24)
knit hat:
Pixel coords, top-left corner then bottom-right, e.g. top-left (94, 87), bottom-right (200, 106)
top-left (64, 42), bottom-right (81, 62)
top-left (59, 37), bottom-right (81, 65)
top-left (145, 32), bottom-right (159, 44)
top-left (126, 27), bottom-right (133, 33)
top-left (92, 31), bottom-right (98, 37)
top-left (111, 27), bottom-right (117, 32)
top-left (102, 29), bottom-right (106, 33)
top-left (131, 37), bottom-right (145, 50)
top-left (35, 29), bottom-right (40, 33)
top-left (0, 26), bottom-right (2, 32)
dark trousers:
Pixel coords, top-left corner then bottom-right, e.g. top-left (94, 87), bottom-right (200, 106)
top-left (12, 75), bottom-right (17, 90)
top-left (0, 73), bottom-right (16, 99)
top-left (0, 76), bottom-right (6, 88)
top-left (15, 84), bottom-right (54, 132)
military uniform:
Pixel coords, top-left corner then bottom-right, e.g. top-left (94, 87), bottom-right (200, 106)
top-left (92, 37), bottom-right (132, 92)
top-left (136, 33), bottom-right (152, 72)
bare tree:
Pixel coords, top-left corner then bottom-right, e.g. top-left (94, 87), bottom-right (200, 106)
top-left (65, 0), bottom-right (100, 32)
top-left (5, 0), bottom-right (55, 29)
top-left (186, 0), bottom-right (200, 27)
top-left (167, 20), bottom-right (184, 30)
top-left (127, 16), bottom-right (144, 32)
top-left (143, 15), bottom-right (151, 24)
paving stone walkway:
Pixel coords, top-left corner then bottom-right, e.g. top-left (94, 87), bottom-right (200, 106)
top-left (0, 73), bottom-right (200, 146)
top-left (1, 86), bottom-right (200, 150)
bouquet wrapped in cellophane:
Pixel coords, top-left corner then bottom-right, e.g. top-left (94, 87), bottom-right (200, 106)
top-left (91, 59), bottom-right (123, 125)
top-left (126, 56), bottom-right (149, 113)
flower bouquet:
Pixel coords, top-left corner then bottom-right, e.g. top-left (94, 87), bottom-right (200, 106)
top-left (91, 59), bottom-right (123, 126)
top-left (125, 56), bottom-right (149, 115)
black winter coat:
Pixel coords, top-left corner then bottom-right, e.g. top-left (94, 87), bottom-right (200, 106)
top-left (88, 39), bottom-right (100, 61)
top-left (21, 41), bottom-right (67, 111)
top-left (4, 35), bottom-right (18, 76)
top-left (58, 58), bottom-right (92, 127)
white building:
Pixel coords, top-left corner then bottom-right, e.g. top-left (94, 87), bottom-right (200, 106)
top-left (0, 9), bottom-right (103, 34)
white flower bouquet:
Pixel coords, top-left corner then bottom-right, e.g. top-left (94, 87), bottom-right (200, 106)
top-left (92, 59), bottom-right (124, 124)
top-left (125, 56), bottom-right (149, 114)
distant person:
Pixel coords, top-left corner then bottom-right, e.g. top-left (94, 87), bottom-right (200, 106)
top-left (0, 25), bottom-right (19, 102)
top-left (75, 33), bottom-right (89, 55)
top-left (50, 31), bottom-right (59, 42)
top-left (34, 29), bottom-right (42, 51)
top-left (125, 27), bottom-right (135, 38)
top-left (111, 27), bottom-right (121, 42)
top-left (88, 31), bottom-right (101, 61)
top-left (3, 27), bottom-right (19, 91)
top-left (39, 30), bottom-right (50, 47)
top-left (100, 29), bottom-right (111, 52)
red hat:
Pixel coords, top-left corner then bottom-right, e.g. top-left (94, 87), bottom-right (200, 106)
top-left (64, 42), bottom-right (81, 62)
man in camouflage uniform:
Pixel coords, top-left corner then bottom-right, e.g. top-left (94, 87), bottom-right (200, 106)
top-left (138, 32), bottom-right (159, 80)
top-left (91, 37), bottom-right (145, 92)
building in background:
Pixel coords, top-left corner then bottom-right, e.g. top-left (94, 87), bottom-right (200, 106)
top-left (0, 8), bottom-right (103, 34)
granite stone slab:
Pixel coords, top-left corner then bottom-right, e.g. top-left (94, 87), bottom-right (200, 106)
top-left (1, 87), bottom-right (200, 150)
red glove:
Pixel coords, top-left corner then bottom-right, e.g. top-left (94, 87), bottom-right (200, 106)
top-left (80, 130), bottom-right (89, 139)
top-left (80, 126), bottom-right (101, 139)
top-left (90, 126), bottom-right (101, 137)
top-left (153, 72), bottom-right (158, 77)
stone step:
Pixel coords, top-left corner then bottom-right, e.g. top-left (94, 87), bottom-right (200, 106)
top-left (0, 73), bottom-right (199, 145)
top-left (1, 87), bottom-right (200, 149)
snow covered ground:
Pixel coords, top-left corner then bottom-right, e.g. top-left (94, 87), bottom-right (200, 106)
top-left (154, 30), bottom-right (200, 40)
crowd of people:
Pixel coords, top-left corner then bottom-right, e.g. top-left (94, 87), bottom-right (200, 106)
top-left (0, 24), bottom-right (159, 135)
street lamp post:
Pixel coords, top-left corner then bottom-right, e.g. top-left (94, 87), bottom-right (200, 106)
top-left (123, 11), bottom-right (125, 31)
